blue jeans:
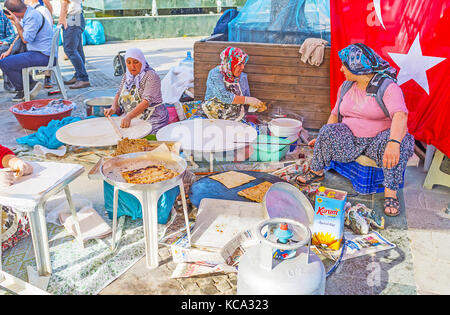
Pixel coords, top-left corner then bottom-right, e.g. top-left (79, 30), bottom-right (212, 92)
top-left (63, 13), bottom-right (89, 82)
top-left (0, 51), bottom-right (49, 91)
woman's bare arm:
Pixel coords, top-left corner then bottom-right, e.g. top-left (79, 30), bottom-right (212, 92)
top-left (327, 113), bottom-right (338, 124)
top-left (388, 111), bottom-right (408, 142)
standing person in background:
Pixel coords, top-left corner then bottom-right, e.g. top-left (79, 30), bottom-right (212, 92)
top-left (0, 9), bottom-right (16, 92)
top-left (58, 0), bottom-right (90, 89)
top-left (24, 0), bottom-right (54, 88)
top-left (40, 0), bottom-right (53, 15)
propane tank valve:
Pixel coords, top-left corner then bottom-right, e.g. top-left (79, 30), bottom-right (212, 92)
top-left (274, 223), bottom-right (296, 260)
top-left (275, 223), bottom-right (293, 244)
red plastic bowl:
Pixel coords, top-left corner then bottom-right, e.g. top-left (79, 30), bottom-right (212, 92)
top-left (10, 99), bottom-right (74, 130)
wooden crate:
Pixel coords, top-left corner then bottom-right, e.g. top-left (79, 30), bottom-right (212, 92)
top-left (194, 40), bottom-right (331, 129)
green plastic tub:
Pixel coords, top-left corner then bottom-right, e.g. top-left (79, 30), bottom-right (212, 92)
top-left (250, 135), bottom-right (291, 162)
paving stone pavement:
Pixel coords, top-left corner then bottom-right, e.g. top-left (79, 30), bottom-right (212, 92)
top-left (1, 37), bottom-right (449, 295)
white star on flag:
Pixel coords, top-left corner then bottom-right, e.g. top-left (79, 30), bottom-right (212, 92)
top-left (388, 34), bottom-right (446, 95)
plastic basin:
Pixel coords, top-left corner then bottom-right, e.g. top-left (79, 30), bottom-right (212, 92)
top-left (268, 118), bottom-right (302, 137)
top-left (250, 135), bottom-right (291, 162)
top-left (10, 99), bottom-right (74, 130)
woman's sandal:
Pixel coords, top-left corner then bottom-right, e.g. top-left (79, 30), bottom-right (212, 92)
top-left (384, 197), bottom-right (401, 217)
top-left (296, 170), bottom-right (325, 185)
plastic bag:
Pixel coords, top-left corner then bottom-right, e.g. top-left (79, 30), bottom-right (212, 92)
top-left (45, 194), bottom-right (93, 226)
top-left (213, 8), bottom-right (239, 38)
top-left (103, 181), bottom-right (179, 224)
top-left (84, 20), bottom-right (106, 45)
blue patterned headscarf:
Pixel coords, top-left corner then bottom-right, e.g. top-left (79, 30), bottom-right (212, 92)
top-left (339, 43), bottom-right (397, 95)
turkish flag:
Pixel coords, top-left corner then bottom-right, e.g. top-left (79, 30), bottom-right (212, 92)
top-left (330, 0), bottom-right (450, 157)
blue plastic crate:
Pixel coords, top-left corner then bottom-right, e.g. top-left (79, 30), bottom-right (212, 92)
top-left (326, 160), bottom-right (405, 194)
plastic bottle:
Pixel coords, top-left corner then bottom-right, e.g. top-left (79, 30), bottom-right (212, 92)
top-left (179, 51), bottom-right (194, 67)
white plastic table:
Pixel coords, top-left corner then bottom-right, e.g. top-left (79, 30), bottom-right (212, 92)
top-left (156, 119), bottom-right (258, 171)
top-left (0, 162), bottom-right (84, 276)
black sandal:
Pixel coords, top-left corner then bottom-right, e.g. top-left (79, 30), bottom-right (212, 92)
top-left (296, 170), bottom-right (325, 185)
top-left (384, 197), bottom-right (401, 217)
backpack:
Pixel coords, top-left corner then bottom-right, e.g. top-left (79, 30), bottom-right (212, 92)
top-left (212, 9), bottom-right (239, 39)
top-left (336, 78), bottom-right (393, 122)
top-left (113, 50), bottom-right (126, 77)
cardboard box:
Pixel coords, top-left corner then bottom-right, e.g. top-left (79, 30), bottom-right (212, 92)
top-left (312, 187), bottom-right (347, 251)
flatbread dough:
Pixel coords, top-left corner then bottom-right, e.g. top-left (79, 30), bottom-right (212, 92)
top-left (209, 171), bottom-right (256, 189)
top-left (237, 181), bottom-right (273, 203)
top-left (122, 165), bottom-right (179, 184)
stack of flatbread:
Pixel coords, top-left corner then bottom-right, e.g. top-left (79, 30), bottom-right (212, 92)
top-left (209, 171), bottom-right (272, 203)
top-left (113, 138), bottom-right (179, 156)
top-left (122, 165), bottom-right (179, 184)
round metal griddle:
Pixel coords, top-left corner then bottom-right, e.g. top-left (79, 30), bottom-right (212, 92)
top-left (100, 151), bottom-right (187, 191)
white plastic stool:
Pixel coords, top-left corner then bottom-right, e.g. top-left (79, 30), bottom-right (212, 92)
top-left (110, 179), bottom-right (191, 269)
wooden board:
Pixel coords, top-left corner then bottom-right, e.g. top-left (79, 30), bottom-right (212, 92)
top-left (56, 117), bottom-right (152, 147)
top-left (194, 40), bottom-right (331, 129)
top-left (190, 198), bottom-right (268, 251)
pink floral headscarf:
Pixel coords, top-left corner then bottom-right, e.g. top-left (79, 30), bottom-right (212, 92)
top-left (219, 46), bottom-right (249, 84)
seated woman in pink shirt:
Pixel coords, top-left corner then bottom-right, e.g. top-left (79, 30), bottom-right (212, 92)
top-left (297, 43), bottom-right (414, 217)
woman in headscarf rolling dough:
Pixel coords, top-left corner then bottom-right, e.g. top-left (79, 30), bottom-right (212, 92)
top-left (189, 46), bottom-right (266, 121)
top-left (104, 48), bottom-right (169, 134)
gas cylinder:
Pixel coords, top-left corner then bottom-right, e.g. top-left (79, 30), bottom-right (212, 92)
top-left (237, 218), bottom-right (326, 295)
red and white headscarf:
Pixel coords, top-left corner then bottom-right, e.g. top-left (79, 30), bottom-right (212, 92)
top-left (219, 46), bottom-right (249, 84)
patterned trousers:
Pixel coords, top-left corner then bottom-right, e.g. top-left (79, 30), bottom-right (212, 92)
top-left (310, 123), bottom-right (415, 191)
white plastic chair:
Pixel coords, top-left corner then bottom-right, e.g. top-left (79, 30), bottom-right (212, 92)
top-left (22, 24), bottom-right (67, 102)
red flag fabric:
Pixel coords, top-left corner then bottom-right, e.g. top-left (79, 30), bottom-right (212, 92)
top-left (330, 0), bottom-right (450, 157)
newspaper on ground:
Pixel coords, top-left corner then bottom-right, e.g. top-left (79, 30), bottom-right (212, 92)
top-left (169, 229), bottom-right (259, 278)
top-left (311, 231), bottom-right (395, 261)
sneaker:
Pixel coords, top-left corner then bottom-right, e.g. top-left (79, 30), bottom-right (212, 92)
top-left (29, 81), bottom-right (43, 100)
top-left (69, 80), bottom-right (91, 89)
top-left (12, 90), bottom-right (25, 102)
top-left (3, 80), bottom-right (16, 93)
top-left (44, 76), bottom-right (53, 89)
top-left (63, 76), bottom-right (77, 85)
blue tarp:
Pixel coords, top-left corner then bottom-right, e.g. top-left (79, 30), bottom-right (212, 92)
top-left (228, 0), bottom-right (330, 45)
top-left (16, 116), bottom-right (96, 149)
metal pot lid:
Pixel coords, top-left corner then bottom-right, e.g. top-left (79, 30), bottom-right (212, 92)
top-left (263, 182), bottom-right (314, 228)
top-left (83, 97), bottom-right (114, 106)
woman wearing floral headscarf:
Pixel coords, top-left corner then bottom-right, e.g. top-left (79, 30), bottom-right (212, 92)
top-left (104, 48), bottom-right (169, 133)
top-left (296, 43), bottom-right (414, 217)
top-left (199, 46), bottom-right (266, 121)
